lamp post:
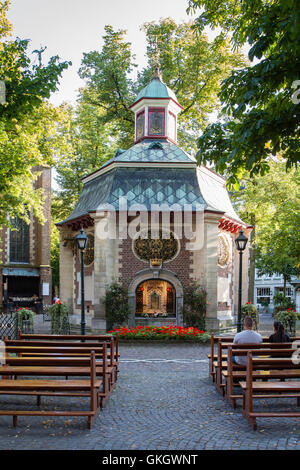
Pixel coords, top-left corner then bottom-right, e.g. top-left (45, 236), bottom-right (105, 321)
top-left (75, 226), bottom-right (88, 338)
top-left (235, 229), bottom-right (248, 333)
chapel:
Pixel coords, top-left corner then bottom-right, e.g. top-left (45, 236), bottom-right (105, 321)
top-left (57, 70), bottom-right (251, 331)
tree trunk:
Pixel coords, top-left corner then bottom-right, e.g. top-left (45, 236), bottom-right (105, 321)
top-left (248, 214), bottom-right (255, 304)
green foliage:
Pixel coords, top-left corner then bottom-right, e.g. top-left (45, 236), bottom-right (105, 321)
top-left (181, 282), bottom-right (206, 329)
top-left (273, 292), bottom-right (296, 311)
top-left (0, 4), bottom-right (70, 228)
top-left (232, 161), bottom-right (300, 282)
top-left (274, 309), bottom-right (298, 337)
top-left (103, 282), bottom-right (131, 330)
top-left (47, 301), bottom-right (70, 334)
top-left (189, 0), bottom-right (300, 185)
top-left (241, 303), bottom-right (259, 330)
top-left (13, 307), bottom-right (35, 323)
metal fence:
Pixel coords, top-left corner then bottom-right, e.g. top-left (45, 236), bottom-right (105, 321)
top-left (0, 313), bottom-right (34, 340)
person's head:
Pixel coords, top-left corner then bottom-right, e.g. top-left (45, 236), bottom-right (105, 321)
top-left (243, 316), bottom-right (253, 330)
top-left (273, 321), bottom-right (286, 341)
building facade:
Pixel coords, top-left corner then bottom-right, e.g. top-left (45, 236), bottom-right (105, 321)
top-left (0, 166), bottom-right (52, 312)
top-left (58, 74), bottom-right (251, 331)
top-left (254, 270), bottom-right (298, 313)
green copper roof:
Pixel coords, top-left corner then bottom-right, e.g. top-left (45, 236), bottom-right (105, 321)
top-left (133, 77), bottom-right (179, 105)
top-left (59, 167), bottom-right (207, 224)
top-left (100, 139), bottom-right (196, 169)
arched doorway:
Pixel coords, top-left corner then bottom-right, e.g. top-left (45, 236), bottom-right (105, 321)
top-left (128, 268), bottom-right (184, 326)
top-left (135, 279), bottom-right (176, 318)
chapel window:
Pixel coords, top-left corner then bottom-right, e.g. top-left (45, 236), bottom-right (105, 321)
top-left (148, 108), bottom-right (165, 136)
top-left (136, 111), bottom-right (145, 140)
top-left (9, 217), bottom-right (30, 263)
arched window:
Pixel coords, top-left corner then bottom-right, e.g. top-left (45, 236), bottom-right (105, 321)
top-left (9, 217), bottom-right (30, 263)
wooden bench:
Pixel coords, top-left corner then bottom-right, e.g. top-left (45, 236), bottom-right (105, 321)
top-left (18, 332), bottom-right (120, 378)
top-left (214, 340), bottom-right (295, 396)
top-left (208, 334), bottom-right (300, 383)
top-left (3, 341), bottom-right (115, 396)
top-left (0, 350), bottom-right (102, 429)
top-left (240, 352), bottom-right (300, 430)
top-left (224, 346), bottom-right (300, 408)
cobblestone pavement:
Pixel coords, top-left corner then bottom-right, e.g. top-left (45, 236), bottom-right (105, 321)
top-left (0, 340), bottom-right (300, 450)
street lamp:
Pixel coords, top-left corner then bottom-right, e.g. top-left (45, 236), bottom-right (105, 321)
top-left (235, 229), bottom-right (248, 333)
top-left (75, 226), bottom-right (88, 337)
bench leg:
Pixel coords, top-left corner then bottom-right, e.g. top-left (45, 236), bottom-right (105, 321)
top-left (297, 397), bottom-right (300, 407)
top-left (37, 395), bottom-right (41, 406)
top-left (13, 415), bottom-right (18, 427)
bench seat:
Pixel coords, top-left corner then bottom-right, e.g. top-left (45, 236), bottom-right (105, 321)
top-left (0, 379), bottom-right (101, 391)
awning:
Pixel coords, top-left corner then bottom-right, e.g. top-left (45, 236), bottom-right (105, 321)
top-left (2, 268), bottom-right (39, 277)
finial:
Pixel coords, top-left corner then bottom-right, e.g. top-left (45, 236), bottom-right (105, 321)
top-left (153, 37), bottom-right (162, 80)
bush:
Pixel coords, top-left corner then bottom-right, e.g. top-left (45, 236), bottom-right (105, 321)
top-left (47, 301), bottom-right (70, 334)
top-left (273, 292), bottom-right (296, 310)
top-left (181, 282), bottom-right (206, 330)
top-left (274, 309), bottom-right (298, 336)
top-left (241, 303), bottom-right (259, 330)
top-left (104, 282), bottom-right (131, 330)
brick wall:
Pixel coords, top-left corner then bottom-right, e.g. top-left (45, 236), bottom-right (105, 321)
top-left (119, 235), bottom-right (193, 289)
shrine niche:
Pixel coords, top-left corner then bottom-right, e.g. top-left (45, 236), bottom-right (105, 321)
top-left (135, 280), bottom-right (175, 317)
top-left (133, 230), bottom-right (179, 264)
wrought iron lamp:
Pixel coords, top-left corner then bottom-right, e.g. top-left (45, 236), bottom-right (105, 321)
top-left (75, 226), bottom-right (88, 337)
top-left (235, 229), bottom-right (248, 332)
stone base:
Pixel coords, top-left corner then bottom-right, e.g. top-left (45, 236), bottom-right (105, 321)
top-left (135, 317), bottom-right (177, 327)
top-left (91, 317), bottom-right (107, 332)
top-left (217, 311), bottom-right (234, 329)
top-left (205, 318), bottom-right (220, 332)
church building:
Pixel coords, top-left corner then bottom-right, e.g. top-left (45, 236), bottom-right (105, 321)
top-left (57, 72), bottom-right (251, 331)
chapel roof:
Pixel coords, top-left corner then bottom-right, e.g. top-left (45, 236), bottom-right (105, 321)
top-left (99, 139), bottom-right (196, 170)
top-left (131, 76), bottom-right (179, 107)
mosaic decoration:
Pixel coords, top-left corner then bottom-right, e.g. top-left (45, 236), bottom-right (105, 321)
top-left (134, 230), bottom-right (178, 262)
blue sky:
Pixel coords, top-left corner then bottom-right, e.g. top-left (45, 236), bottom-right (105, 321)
top-left (7, 0), bottom-right (199, 106)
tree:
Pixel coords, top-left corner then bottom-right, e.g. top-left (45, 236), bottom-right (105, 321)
top-left (78, 20), bottom-right (245, 151)
top-left (54, 101), bottom-right (117, 219)
top-left (188, 0), bottom-right (300, 186)
top-left (232, 160), bottom-right (300, 297)
top-left (0, 2), bottom-right (70, 228)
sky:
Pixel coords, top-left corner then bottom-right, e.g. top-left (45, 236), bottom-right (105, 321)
top-left (7, 0), bottom-right (199, 106)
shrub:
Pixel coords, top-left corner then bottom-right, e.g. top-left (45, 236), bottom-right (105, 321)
top-left (181, 282), bottom-right (206, 330)
top-left (104, 282), bottom-right (131, 330)
top-left (47, 301), bottom-right (70, 334)
top-left (273, 292), bottom-right (296, 310)
top-left (241, 302), bottom-right (259, 330)
top-left (274, 308), bottom-right (298, 336)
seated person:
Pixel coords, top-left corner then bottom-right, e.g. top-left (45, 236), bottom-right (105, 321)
top-left (233, 316), bottom-right (263, 365)
top-left (269, 321), bottom-right (290, 343)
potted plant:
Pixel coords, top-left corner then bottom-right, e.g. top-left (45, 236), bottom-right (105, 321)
top-left (47, 300), bottom-right (70, 334)
top-left (13, 307), bottom-right (35, 334)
